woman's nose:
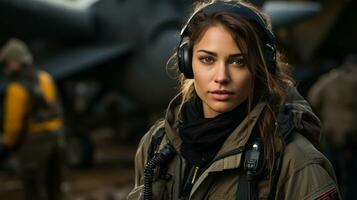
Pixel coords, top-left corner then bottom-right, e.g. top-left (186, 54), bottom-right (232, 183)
top-left (214, 62), bottom-right (230, 84)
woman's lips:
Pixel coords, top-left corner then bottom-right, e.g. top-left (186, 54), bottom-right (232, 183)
top-left (209, 90), bottom-right (234, 101)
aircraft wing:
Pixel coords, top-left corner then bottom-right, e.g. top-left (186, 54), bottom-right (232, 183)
top-left (37, 45), bottom-right (132, 80)
top-left (263, 1), bottom-right (321, 28)
top-left (0, 0), bottom-right (95, 40)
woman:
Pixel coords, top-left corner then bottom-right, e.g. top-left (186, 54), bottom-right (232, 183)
top-left (127, 1), bottom-right (340, 199)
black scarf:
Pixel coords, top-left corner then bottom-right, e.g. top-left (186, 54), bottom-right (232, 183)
top-left (179, 96), bottom-right (247, 167)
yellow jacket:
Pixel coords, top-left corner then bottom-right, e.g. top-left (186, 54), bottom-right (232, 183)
top-left (3, 70), bottom-right (62, 147)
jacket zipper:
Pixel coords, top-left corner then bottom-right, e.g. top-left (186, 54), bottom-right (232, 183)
top-left (191, 166), bottom-right (200, 184)
top-left (181, 165), bottom-right (200, 200)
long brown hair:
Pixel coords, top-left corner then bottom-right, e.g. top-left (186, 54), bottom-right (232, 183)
top-left (168, 0), bottom-right (294, 183)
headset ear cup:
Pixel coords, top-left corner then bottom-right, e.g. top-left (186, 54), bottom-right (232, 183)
top-left (178, 39), bottom-right (194, 79)
top-left (264, 44), bottom-right (277, 74)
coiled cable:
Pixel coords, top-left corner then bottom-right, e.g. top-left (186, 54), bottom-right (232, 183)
top-left (143, 144), bottom-right (176, 200)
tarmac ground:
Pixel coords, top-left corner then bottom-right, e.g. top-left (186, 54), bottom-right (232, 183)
top-left (0, 129), bottom-right (137, 200)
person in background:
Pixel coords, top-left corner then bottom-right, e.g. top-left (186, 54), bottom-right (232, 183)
top-left (0, 38), bottom-right (63, 200)
top-left (308, 54), bottom-right (357, 200)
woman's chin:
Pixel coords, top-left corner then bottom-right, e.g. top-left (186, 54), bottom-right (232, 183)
top-left (208, 102), bottom-right (237, 114)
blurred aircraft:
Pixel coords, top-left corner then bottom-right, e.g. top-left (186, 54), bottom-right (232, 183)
top-left (0, 0), bottom-right (321, 168)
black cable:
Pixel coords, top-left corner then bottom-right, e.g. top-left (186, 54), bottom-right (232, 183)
top-left (143, 144), bottom-right (176, 200)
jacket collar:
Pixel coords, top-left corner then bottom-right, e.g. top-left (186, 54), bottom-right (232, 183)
top-left (164, 87), bottom-right (320, 161)
top-left (279, 87), bottom-right (321, 147)
top-left (164, 93), bottom-right (267, 164)
top-left (164, 87), bottom-right (320, 198)
top-left (164, 95), bottom-right (267, 198)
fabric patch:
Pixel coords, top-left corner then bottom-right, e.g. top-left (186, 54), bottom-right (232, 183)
top-left (315, 187), bottom-right (339, 200)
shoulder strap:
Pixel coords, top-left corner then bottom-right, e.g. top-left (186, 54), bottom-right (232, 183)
top-left (147, 127), bottom-right (166, 161)
top-left (22, 71), bottom-right (61, 122)
top-left (236, 105), bottom-right (296, 200)
top-left (266, 104), bottom-right (296, 199)
top-left (236, 133), bottom-right (263, 200)
top-left (267, 151), bottom-right (283, 200)
top-left (146, 127), bottom-right (175, 181)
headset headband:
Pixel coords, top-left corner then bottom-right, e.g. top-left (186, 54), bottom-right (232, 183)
top-left (180, 2), bottom-right (275, 45)
top-left (177, 2), bottom-right (277, 77)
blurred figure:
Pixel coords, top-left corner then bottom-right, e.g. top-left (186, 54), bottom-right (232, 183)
top-left (0, 38), bottom-right (63, 200)
top-left (308, 54), bottom-right (357, 200)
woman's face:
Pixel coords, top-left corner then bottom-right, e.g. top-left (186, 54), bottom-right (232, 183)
top-left (192, 24), bottom-right (253, 118)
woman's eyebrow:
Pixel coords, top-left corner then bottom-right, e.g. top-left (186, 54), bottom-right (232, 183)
top-left (228, 53), bottom-right (244, 58)
top-left (197, 50), bottom-right (244, 58)
top-left (197, 49), bottom-right (217, 56)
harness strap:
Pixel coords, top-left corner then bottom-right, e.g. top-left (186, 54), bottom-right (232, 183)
top-left (18, 71), bottom-right (61, 123)
top-left (236, 175), bottom-right (257, 200)
top-left (236, 104), bottom-right (296, 200)
top-left (147, 127), bottom-right (166, 163)
top-left (236, 136), bottom-right (262, 200)
top-left (267, 104), bottom-right (296, 199)
top-left (267, 151), bottom-right (283, 200)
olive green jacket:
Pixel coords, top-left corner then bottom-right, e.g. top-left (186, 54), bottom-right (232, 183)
top-left (128, 89), bottom-right (340, 200)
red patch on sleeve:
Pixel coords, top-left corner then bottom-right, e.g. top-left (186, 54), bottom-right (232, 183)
top-left (315, 187), bottom-right (338, 200)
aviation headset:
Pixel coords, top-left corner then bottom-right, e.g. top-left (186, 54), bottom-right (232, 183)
top-left (177, 2), bottom-right (277, 79)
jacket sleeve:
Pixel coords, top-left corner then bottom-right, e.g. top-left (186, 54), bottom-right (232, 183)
top-left (276, 162), bottom-right (341, 200)
top-left (274, 133), bottom-right (342, 200)
top-left (127, 121), bottom-right (165, 200)
top-left (38, 71), bottom-right (57, 104)
top-left (3, 83), bottom-right (29, 148)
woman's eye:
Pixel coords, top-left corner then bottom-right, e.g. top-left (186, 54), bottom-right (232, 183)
top-left (199, 56), bottom-right (214, 64)
top-left (230, 57), bottom-right (246, 67)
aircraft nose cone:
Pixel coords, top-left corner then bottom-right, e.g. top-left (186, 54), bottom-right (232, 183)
top-left (122, 29), bottom-right (180, 109)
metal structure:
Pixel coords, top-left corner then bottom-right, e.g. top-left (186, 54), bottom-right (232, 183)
top-left (0, 0), bottom-right (322, 168)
